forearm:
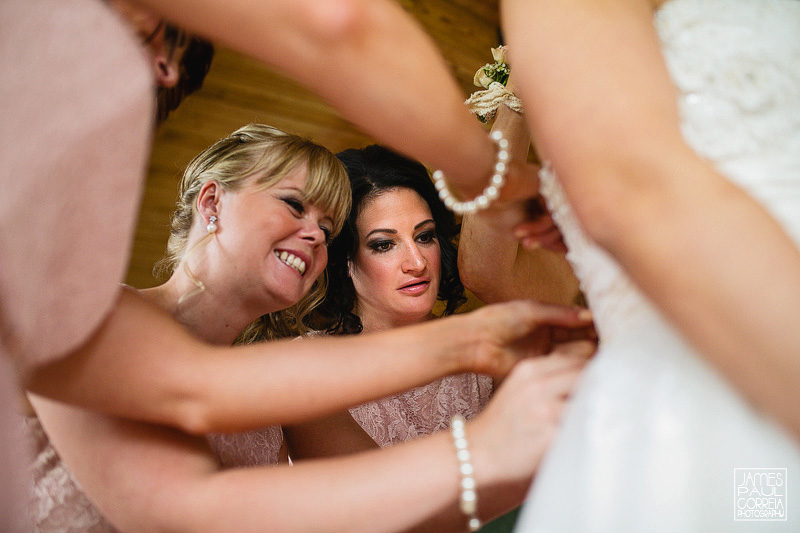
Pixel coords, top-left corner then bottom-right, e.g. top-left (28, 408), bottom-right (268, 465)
top-left (31, 394), bottom-right (474, 533)
top-left (131, 0), bottom-right (494, 196)
top-left (26, 289), bottom-right (478, 434)
top-left (459, 105), bottom-right (580, 305)
top-left (200, 316), bottom-right (479, 432)
top-left (287, 408), bottom-right (529, 530)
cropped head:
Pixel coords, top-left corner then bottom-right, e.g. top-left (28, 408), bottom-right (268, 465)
top-left (108, 0), bottom-right (214, 123)
top-left (154, 24), bottom-right (214, 123)
top-left (321, 145), bottom-right (465, 334)
top-left (158, 124), bottom-right (351, 340)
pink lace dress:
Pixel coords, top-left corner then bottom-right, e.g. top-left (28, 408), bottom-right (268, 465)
top-left (349, 374), bottom-right (493, 447)
top-left (24, 417), bottom-right (285, 531)
top-left (2, 0), bottom-right (154, 528)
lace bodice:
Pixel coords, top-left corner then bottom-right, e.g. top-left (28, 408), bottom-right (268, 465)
top-left (350, 373), bottom-right (493, 447)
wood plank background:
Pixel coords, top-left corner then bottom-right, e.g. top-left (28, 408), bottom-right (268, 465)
top-left (126, 0), bottom-right (501, 287)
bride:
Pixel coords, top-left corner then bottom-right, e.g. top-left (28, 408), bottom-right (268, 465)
top-left (478, 0), bottom-right (800, 530)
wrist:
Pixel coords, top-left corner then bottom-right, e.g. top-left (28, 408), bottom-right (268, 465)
top-left (433, 131), bottom-right (510, 215)
top-left (426, 314), bottom-right (483, 375)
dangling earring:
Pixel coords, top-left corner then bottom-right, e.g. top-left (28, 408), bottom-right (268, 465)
top-left (206, 215), bottom-right (217, 234)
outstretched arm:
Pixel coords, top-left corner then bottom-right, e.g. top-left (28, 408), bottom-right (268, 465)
top-left (503, 0), bottom-right (800, 437)
top-left (30, 342), bottom-right (591, 532)
top-left (26, 289), bottom-right (592, 434)
top-left (129, 0), bottom-right (503, 197)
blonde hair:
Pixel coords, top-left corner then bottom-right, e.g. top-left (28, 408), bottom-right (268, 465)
top-left (156, 123), bottom-right (351, 341)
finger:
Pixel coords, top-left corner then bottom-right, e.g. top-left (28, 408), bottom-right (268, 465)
top-left (550, 324), bottom-right (598, 344)
top-left (513, 209), bottom-right (555, 237)
top-left (512, 300), bottom-right (593, 330)
top-left (511, 348), bottom-right (589, 378)
top-left (533, 225), bottom-right (564, 249)
top-left (551, 340), bottom-right (597, 360)
top-left (538, 363), bottom-right (587, 398)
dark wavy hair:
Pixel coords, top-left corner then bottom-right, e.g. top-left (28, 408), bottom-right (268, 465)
top-left (316, 145), bottom-right (466, 335)
top-left (156, 24), bottom-right (214, 124)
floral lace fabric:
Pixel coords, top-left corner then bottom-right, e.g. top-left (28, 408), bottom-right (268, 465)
top-left (23, 416), bottom-right (117, 533)
top-left (300, 330), bottom-right (493, 447)
top-left (206, 426), bottom-right (286, 467)
top-left (24, 418), bottom-right (285, 531)
top-left (518, 1), bottom-right (800, 531)
top-left (350, 373), bottom-right (493, 447)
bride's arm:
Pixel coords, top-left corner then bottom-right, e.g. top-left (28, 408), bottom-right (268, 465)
top-left (25, 289), bottom-right (592, 434)
top-left (502, 0), bottom-right (800, 436)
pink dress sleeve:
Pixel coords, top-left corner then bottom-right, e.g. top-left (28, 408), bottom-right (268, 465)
top-left (0, 0), bottom-right (153, 529)
top-left (0, 0), bottom-right (154, 373)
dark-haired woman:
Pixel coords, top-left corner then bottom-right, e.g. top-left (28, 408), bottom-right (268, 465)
top-left (328, 145), bottom-right (492, 446)
top-left (284, 145), bottom-right (593, 530)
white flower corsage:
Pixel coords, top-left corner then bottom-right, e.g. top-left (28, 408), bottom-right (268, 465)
top-left (465, 46), bottom-right (522, 123)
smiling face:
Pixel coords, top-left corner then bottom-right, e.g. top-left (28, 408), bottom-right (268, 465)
top-left (349, 187), bottom-right (442, 330)
top-left (212, 164), bottom-right (334, 315)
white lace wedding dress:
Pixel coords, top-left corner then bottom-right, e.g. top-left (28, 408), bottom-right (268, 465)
top-left (516, 1), bottom-right (800, 531)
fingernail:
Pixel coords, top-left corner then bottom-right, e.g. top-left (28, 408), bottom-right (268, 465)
top-left (577, 308), bottom-right (593, 321)
top-left (523, 238), bottom-right (541, 250)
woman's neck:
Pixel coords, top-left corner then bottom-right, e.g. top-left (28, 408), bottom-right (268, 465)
top-left (358, 308), bottom-right (435, 334)
top-left (138, 275), bottom-right (258, 345)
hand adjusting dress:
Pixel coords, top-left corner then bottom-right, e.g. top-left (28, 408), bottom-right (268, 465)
top-left (517, 1), bottom-right (800, 531)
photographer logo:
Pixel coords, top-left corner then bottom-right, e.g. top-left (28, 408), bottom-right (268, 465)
top-left (734, 468), bottom-right (787, 521)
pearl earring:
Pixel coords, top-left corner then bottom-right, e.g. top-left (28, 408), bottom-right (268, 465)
top-left (206, 215), bottom-right (217, 233)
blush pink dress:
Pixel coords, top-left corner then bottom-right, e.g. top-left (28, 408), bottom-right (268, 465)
top-left (24, 415), bottom-right (286, 532)
top-left (2, 2), bottom-right (286, 529)
top-left (1, 0), bottom-right (153, 530)
top-left (350, 374), bottom-right (493, 447)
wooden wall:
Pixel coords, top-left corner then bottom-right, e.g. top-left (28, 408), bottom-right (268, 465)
top-left (126, 0), bottom-right (500, 287)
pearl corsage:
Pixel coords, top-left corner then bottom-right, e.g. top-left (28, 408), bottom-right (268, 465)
top-left (432, 130), bottom-right (509, 215)
top-left (450, 414), bottom-right (482, 532)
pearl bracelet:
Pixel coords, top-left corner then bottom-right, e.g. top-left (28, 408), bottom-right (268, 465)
top-left (433, 130), bottom-right (510, 215)
top-left (450, 414), bottom-right (482, 532)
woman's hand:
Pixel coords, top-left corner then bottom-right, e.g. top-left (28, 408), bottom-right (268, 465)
top-left (479, 189), bottom-right (568, 254)
top-left (458, 300), bottom-right (594, 378)
top-left (467, 341), bottom-right (593, 489)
